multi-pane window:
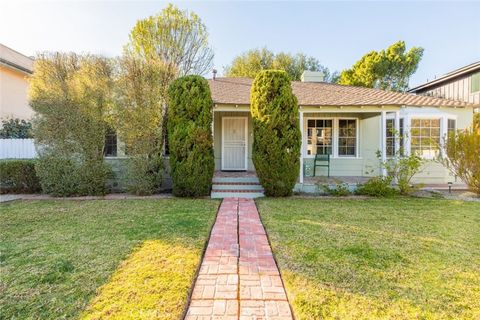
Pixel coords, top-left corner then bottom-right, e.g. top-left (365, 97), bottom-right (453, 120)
top-left (447, 119), bottom-right (456, 134)
top-left (104, 129), bottom-right (117, 157)
top-left (386, 119), bottom-right (395, 157)
top-left (410, 119), bottom-right (440, 158)
top-left (306, 119), bottom-right (333, 155)
top-left (338, 119), bottom-right (356, 156)
top-left (471, 72), bottom-right (480, 93)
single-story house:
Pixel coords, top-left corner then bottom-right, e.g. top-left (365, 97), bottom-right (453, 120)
top-left (202, 72), bottom-right (477, 195)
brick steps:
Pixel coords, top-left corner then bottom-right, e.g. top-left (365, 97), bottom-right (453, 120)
top-left (211, 176), bottom-right (265, 199)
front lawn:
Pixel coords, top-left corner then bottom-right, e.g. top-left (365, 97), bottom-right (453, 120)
top-left (258, 198), bottom-right (480, 320)
top-left (0, 199), bottom-right (219, 319)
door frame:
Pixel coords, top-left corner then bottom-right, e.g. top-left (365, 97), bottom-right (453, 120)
top-left (221, 116), bottom-right (248, 171)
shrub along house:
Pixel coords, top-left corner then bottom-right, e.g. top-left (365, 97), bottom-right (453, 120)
top-left (207, 72), bottom-right (477, 196)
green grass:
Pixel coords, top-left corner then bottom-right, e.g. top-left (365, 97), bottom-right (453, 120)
top-left (0, 199), bottom-right (219, 319)
top-left (257, 197), bottom-right (480, 320)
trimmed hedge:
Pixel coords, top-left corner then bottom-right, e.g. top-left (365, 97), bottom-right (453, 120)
top-left (250, 70), bottom-right (301, 196)
top-left (0, 160), bottom-right (41, 194)
top-left (167, 75), bottom-right (214, 197)
top-left (35, 155), bottom-right (111, 197)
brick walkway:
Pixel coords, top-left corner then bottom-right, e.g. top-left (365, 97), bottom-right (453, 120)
top-left (185, 198), bottom-right (293, 320)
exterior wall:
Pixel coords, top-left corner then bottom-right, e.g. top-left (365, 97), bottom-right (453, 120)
top-left (213, 110), bottom-right (254, 171)
top-left (0, 66), bottom-right (34, 120)
top-left (302, 111), bottom-right (383, 177)
top-left (413, 70), bottom-right (480, 105)
top-left (300, 105), bottom-right (475, 186)
top-left (299, 106), bottom-right (400, 179)
top-left (411, 107), bottom-right (474, 184)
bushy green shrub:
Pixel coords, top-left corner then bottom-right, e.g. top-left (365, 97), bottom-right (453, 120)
top-left (474, 112), bottom-right (480, 128)
top-left (125, 155), bottom-right (164, 195)
top-left (356, 177), bottom-right (397, 197)
top-left (443, 124), bottom-right (480, 195)
top-left (0, 160), bottom-right (41, 194)
top-left (376, 150), bottom-right (423, 195)
top-left (250, 70), bottom-right (301, 196)
top-left (29, 53), bottom-right (113, 196)
top-left (35, 155), bottom-right (111, 197)
top-left (167, 75), bottom-right (214, 197)
top-left (319, 183), bottom-right (351, 196)
top-left (0, 119), bottom-right (33, 138)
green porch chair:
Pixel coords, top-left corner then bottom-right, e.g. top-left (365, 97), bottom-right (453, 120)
top-left (313, 154), bottom-right (330, 177)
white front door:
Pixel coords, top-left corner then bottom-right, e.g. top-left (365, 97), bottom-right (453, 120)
top-left (222, 117), bottom-right (248, 170)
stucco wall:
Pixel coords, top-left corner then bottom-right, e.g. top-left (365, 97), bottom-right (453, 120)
top-left (0, 66), bottom-right (34, 120)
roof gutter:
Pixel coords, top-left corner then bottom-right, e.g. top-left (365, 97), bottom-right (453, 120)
top-left (0, 58), bottom-right (33, 75)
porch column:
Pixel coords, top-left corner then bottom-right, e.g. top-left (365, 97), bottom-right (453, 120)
top-left (394, 111), bottom-right (400, 155)
top-left (380, 111), bottom-right (387, 176)
top-left (211, 110), bottom-right (215, 146)
top-left (299, 111), bottom-right (304, 184)
top-left (440, 115), bottom-right (448, 157)
top-left (404, 115), bottom-right (411, 156)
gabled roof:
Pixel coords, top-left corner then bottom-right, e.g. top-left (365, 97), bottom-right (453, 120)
top-left (408, 61), bottom-right (480, 93)
top-left (0, 43), bottom-right (34, 74)
top-left (208, 77), bottom-right (476, 108)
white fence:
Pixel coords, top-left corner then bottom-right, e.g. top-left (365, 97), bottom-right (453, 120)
top-left (0, 139), bottom-right (37, 159)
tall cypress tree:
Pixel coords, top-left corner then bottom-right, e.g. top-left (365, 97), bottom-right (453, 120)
top-left (167, 75), bottom-right (214, 196)
top-left (250, 70), bottom-right (301, 196)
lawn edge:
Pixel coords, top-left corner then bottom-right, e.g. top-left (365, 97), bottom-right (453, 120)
top-left (180, 199), bottom-right (222, 320)
top-left (254, 199), bottom-right (297, 320)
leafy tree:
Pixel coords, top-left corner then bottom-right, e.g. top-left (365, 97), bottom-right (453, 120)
top-left (0, 119), bottom-right (33, 138)
top-left (29, 53), bottom-right (113, 196)
top-left (114, 56), bottom-right (173, 195)
top-left (339, 41), bottom-right (424, 92)
top-left (225, 48), bottom-right (337, 82)
top-left (474, 112), bottom-right (480, 127)
top-left (167, 75), bottom-right (214, 197)
top-left (250, 70), bottom-right (301, 196)
top-left (443, 120), bottom-right (480, 195)
top-left (117, 4), bottom-right (214, 194)
top-left (127, 4), bottom-right (214, 77)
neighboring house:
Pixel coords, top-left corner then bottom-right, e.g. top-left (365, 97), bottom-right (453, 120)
top-left (409, 61), bottom-right (480, 109)
top-left (206, 72), bottom-right (477, 191)
top-left (0, 44), bottom-right (35, 120)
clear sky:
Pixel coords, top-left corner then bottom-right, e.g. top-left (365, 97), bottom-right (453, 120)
top-left (1, 1), bottom-right (479, 87)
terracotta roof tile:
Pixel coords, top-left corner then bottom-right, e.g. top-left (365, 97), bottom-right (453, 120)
top-left (208, 77), bottom-right (476, 108)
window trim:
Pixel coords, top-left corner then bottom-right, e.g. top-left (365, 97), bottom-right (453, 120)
top-left (304, 116), bottom-right (359, 159)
